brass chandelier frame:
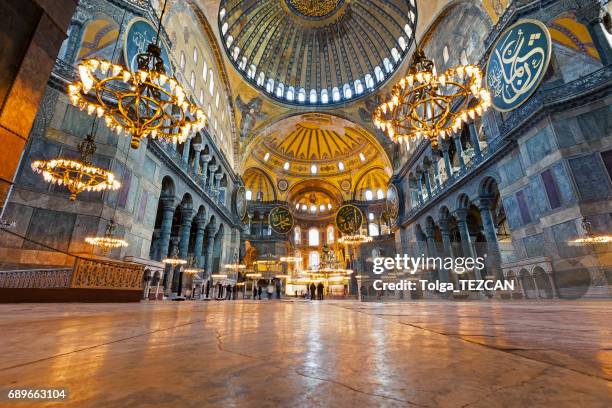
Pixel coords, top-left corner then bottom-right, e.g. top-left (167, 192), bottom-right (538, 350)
top-left (85, 219), bottom-right (128, 254)
top-left (373, 49), bottom-right (491, 148)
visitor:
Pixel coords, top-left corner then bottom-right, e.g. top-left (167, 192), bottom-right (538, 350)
top-left (257, 286), bottom-right (262, 300)
top-left (309, 283), bottom-right (316, 300)
top-left (252, 285), bottom-right (257, 300)
top-left (226, 284), bottom-right (232, 300)
top-left (275, 280), bottom-right (281, 299)
top-left (266, 282), bottom-right (274, 300)
top-left (317, 282), bottom-right (324, 300)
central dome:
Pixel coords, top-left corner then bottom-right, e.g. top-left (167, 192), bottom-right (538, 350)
top-left (219, 0), bottom-right (418, 106)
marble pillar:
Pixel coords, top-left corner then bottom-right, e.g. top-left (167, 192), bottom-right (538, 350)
top-left (438, 218), bottom-right (453, 283)
top-left (416, 172), bottom-right (424, 203)
top-left (157, 197), bottom-right (175, 262)
top-left (193, 213), bottom-right (207, 268)
top-left (192, 144), bottom-right (202, 176)
top-left (201, 154), bottom-right (211, 186)
top-left (425, 225), bottom-right (439, 282)
top-left (432, 158), bottom-right (441, 189)
top-left (208, 165), bottom-right (218, 191)
top-left (204, 224), bottom-right (217, 277)
top-left (455, 209), bottom-right (481, 280)
top-left (442, 145), bottom-right (453, 180)
top-left (468, 122), bottom-right (482, 158)
top-left (478, 198), bottom-right (502, 280)
top-left (423, 169), bottom-right (433, 198)
top-left (182, 137), bottom-right (192, 164)
top-left (454, 135), bottom-right (465, 169)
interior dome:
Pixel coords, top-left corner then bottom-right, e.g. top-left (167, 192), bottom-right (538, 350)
top-left (219, 0), bottom-right (418, 106)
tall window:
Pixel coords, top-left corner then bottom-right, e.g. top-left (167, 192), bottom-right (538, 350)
top-left (245, 190), bottom-right (252, 200)
top-left (308, 228), bottom-right (319, 246)
top-left (365, 189), bottom-right (373, 201)
top-left (309, 251), bottom-right (319, 269)
top-left (369, 223), bottom-right (380, 237)
top-left (327, 226), bottom-right (335, 243)
top-left (294, 226), bottom-right (301, 244)
top-left (376, 188), bottom-right (385, 199)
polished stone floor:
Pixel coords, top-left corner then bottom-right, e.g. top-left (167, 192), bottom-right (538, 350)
top-left (0, 300), bottom-right (610, 407)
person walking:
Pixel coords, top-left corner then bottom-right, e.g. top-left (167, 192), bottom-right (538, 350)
top-left (257, 286), bottom-right (262, 300)
top-left (317, 282), bottom-right (324, 300)
top-left (309, 283), bottom-right (316, 300)
top-left (266, 282), bottom-right (274, 300)
top-left (253, 285), bottom-right (257, 300)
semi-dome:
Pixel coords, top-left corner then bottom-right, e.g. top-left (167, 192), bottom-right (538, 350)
top-left (219, 0), bottom-right (417, 106)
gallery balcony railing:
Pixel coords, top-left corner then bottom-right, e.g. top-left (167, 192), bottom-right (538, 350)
top-left (404, 65), bottom-right (612, 220)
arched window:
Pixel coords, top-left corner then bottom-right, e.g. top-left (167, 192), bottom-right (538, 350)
top-left (225, 35), bottom-right (233, 48)
top-left (294, 226), bottom-right (301, 244)
top-left (286, 86), bottom-right (295, 101)
top-left (180, 52), bottom-right (186, 71)
top-left (354, 79), bottom-right (363, 94)
top-left (221, 22), bottom-right (229, 35)
top-left (398, 36), bottom-right (407, 51)
top-left (309, 89), bottom-right (317, 104)
top-left (215, 92), bottom-right (220, 108)
top-left (209, 70), bottom-right (215, 95)
top-left (374, 66), bottom-right (384, 82)
top-left (276, 83), bottom-right (284, 98)
top-left (202, 61), bottom-right (208, 82)
top-left (247, 64), bottom-right (256, 79)
top-left (376, 188), bottom-right (385, 199)
top-left (327, 226), bottom-right (335, 243)
top-left (365, 189), bottom-right (373, 201)
top-left (332, 87), bottom-right (340, 102)
top-left (443, 46), bottom-right (450, 64)
top-left (266, 78), bottom-right (274, 93)
top-left (309, 251), bottom-right (319, 269)
top-left (246, 190), bottom-right (252, 200)
top-left (321, 89), bottom-right (329, 104)
top-left (391, 47), bottom-right (400, 62)
top-left (343, 84), bottom-right (352, 99)
top-left (239, 56), bottom-right (247, 70)
top-left (257, 72), bottom-right (265, 86)
top-left (298, 88), bottom-right (306, 102)
top-left (404, 24), bottom-right (412, 37)
top-left (461, 50), bottom-right (468, 66)
top-left (365, 74), bottom-right (374, 89)
top-left (368, 223), bottom-right (380, 237)
top-left (199, 89), bottom-right (204, 104)
top-left (384, 58), bottom-right (393, 73)
top-left (309, 228), bottom-right (319, 246)
top-left (193, 47), bottom-right (199, 64)
top-left (232, 46), bottom-right (240, 61)
top-left (190, 71), bottom-right (195, 88)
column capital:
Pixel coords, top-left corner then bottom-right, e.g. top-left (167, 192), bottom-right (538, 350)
top-left (438, 218), bottom-right (449, 232)
top-left (476, 196), bottom-right (496, 210)
top-left (454, 208), bottom-right (469, 221)
top-left (192, 143), bottom-right (203, 152)
top-left (214, 173), bottom-right (223, 180)
top-left (209, 164), bottom-right (219, 172)
top-left (161, 196), bottom-right (175, 209)
top-left (195, 212), bottom-right (207, 227)
top-left (424, 225), bottom-right (436, 238)
top-left (439, 139), bottom-right (452, 152)
top-left (202, 154), bottom-right (212, 163)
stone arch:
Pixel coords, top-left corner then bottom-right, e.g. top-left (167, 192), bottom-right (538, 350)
top-left (455, 193), bottom-right (471, 211)
top-left (353, 166), bottom-right (390, 201)
top-left (519, 268), bottom-right (538, 299)
top-left (533, 266), bottom-right (553, 298)
top-left (243, 167), bottom-right (276, 201)
top-left (161, 176), bottom-right (176, 199)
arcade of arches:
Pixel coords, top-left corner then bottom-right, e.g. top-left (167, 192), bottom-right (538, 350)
top-left (0, 0), bottom-right (611, 405)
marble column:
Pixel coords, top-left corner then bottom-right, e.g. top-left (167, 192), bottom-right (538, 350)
top-left (214, 173), bottom-right (222, 193)
top-left (455, 209), bottom-right (481, 280)
top-left (416, 172), bottom-right (424, 203)
top-left (425, 225), bottom-right (439, 282)
top-left (454, 134), bottom-right (465, 169)
top-left (165, 239), bottom-right (179, 297)
top-left (201, 154), bottom-right (212, 186)
top-left (441, 141), bottom-right (453, 180)
top-left (432, 157), bottom-right (441, 189)
top-left (468, 122), bottom-right (482, 158)
top-left (258, 213), bottom-right (265, 237)
top-left (438, 218), bottom-right (453, 284)
top-left (157, 197), bottom-right (175, 261)
top-left (193, 213), bottom-right (207, 268)
top-left (204, 223), bottom-right (217, 277)
top-left (578, 4), bottom-right (612, 66)
top-left (478, 197), bottom-right (502, 280)
top-left (192, 144), bottom-right (202, 175)
top-left (423, 168), bottom-right (433, 198)
top-left (208, 165), bottom-right (218, 191)
top-left (178, 207), bottom-right (194, 259)
top-left (182, 136), bottom-right (192, 164)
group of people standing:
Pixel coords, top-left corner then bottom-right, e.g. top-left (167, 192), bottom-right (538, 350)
top-left (309, 282), bottom-right (325, 301)
top-left (252, 281), bottom-right (282, 300)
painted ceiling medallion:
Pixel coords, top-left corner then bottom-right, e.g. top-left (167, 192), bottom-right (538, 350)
top-left (219, 0), bottom-right (417, 106)
top-left (286, 0), bottom-right (343, 18)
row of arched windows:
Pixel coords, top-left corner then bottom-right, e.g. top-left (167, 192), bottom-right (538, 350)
top-left (294, 226), bottom-right (335, 246)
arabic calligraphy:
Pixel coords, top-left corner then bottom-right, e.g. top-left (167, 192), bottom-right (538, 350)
top-left (486, 20), bottom-right (551, 112)
top-left (269, 207), bottom-right (293, 234)
top-left (386, 184), bottom-right (399, 224)
top-left (336, 205), bottom-right (364, 235)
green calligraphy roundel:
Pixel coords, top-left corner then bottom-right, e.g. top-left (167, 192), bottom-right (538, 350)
top-left (486, 19), bottom-right (551, 112)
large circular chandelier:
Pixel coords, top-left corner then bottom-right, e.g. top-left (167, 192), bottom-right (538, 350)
top-left (163, 244), bottom-right (187, 266)
top-left (85, 219), bottom-right (128, 254)
top-left (31, 133), bottom-right (120, 201)
top-left (569, 218), bottom-right (612, 247)
top-left (373, 49), bottom-right (491, 148)
top-left (338, 234), bottom-right (373, 246)
top-left (68, 47), bottom-right (207, 149)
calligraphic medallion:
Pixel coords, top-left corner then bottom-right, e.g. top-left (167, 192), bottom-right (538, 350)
top-left (386, 184), bottom-right (400, 225)
top-left (335, 204), bottom-right (364, 235)
top-left (486, 19), bottom-right (551, 112)
top-left (234, 186), bottom-right (247, 220)
top-left (269, 206), bottom-right (294, 234)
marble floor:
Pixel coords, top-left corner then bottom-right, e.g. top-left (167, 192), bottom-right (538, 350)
top-left (0, 300), bottom-right (610, 407)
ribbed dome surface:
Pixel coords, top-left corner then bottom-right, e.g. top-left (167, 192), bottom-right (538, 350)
top-left (219, 0), bottom-right (418, 106)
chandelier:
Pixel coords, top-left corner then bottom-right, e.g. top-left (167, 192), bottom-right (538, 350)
top-left (67, 2), bottom-right (206, 149)
top-left (569, 218), bottom-right (612, 246)
top-left (0, 219), bottom-right (16, 229)
top-left (338, 234), bottom-right (373, 246)
top-left (246, 273), bottom-right (262, 278)
top-left (224, 263), bottom-right (246, 270)
top-left (211, 273), bottom-right (228, 279)
top-left (85, 219), bottom-right (128, 254)
top-left (373, 48), bottom-right (491, 148)
top-left (32, 133), bottom-right (120, 201)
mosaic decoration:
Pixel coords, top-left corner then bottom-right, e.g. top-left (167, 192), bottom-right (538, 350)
top-left (335, 204), bottom-right (363, 235)
top-left (234, 186), bottom-right (247, 219)
top-left (269, 206), bottom-right (294, 234)
top-left (486, 19), bottom-right (551, 112)
top-left (123, 18), bottom-right (173, 76)
top-left (386, 184), bottom-right (400, 225)
top-left (287, 0), bottom-right (343, 18)
top-left (278, 179), bottom-right (289, 192)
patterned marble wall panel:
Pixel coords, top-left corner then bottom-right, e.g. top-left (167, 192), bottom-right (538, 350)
top-left (67, 213), bottom-right (100, 254)
top-left (568, 154), bottom-right (610, 201)
top-left (523, 233), bottom-right (546, 259)
top-left (23, 208), bottom-right (76, 253)
top-left (515, 189), bottom-right (533, 225)
top-left (502, 195), bottom-right (522, 230)
top-left (0, 202), bottom-right (33, 248)
top-left (551, 161), bottom-right (576, 205)
top-left (577, 105), bottom-right (612, 142)
top-left (527, 175), bottom-right (549, 218)
top-left (553, 117), bottom-right (580, 148)
top-left (60, 104), bottom-right (95, 139)
top-left (17, 137), bottom-right (61, 190)
top-left (499, 153), bottom-right (524, 188)
top-left (524, 126), bottom-right (554, 166)
top-left (584, 213), bottom-right (612, 235)
top-left (551, 220), bottom-right (583, 259)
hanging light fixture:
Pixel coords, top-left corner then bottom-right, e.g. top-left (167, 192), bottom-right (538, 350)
top-left (85, 219), bottom-right (128, 254)
top-left (32, 133), bottom-right (120, 201)
top-left (569, 218), bottom-right (612, 246)
top-left (373, 48), bottom-right (491, 148)
top-left (184, 255), bottom-right (203, 275)
top-left (67, 1), bottom-right (207, 149)
top-left (338, 234), bottom-right (373, 246)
